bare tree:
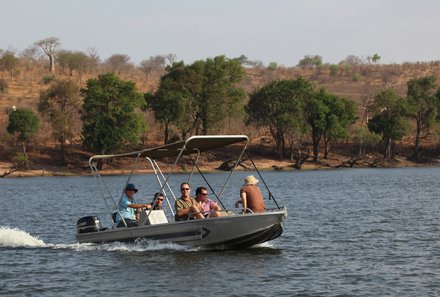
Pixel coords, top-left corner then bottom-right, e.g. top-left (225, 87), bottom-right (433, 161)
top-left (34, 37), bottom-right (60, 72)
top-left (86, 47), bottom-right (101, 73)
top-left (103, 54), bottom-right (133, 74)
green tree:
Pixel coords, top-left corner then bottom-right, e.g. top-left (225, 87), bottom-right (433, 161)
top-left (145, 89), bottom-right (187, 144)
top-left (302, 89), bottom-right (357, 162)
top-left (198, 56), bottom-right (245, 135)
top-left (7, 108), bottom-right (40, 167)
top-left (318, 90), bottom-right (357, 159)
top-left (38, 80), bottom-right (82, 164)
top-left (148, 61), bottom-right (201, 141)
top-left (297, 55), bottom-right (323, 68)
top-left (372, 53), bottom-right (381, 64)
top-left (329, 64), bottom-right (339, 76)
top-left (354, 127), bottom-right (381, 156)
top-left (148, 56), bottom-right (245, 140)
top-left (303, 91), bottom-right (328, 162)
top-left (367, 89), bottom-right (410, 159)
top-left (0, 51), bottom-right (20, 79)
top-left (246, 78), bottom-right (313, 158)
top-left (406, 76), bottom-right (439, 160)
top-left (81, 73), bottom-right (146, 154)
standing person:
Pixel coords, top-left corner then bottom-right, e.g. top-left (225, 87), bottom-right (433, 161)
top-left (195, 186), bottom-right (222, 217)
top-left (235, 175), bottom-right (266, 213)
top-left (116, 183), bottom-right (151, 227)
top-left (151, 192), bottom-right (165, 210)
top-left (174, 182), bottom-right (204, 221)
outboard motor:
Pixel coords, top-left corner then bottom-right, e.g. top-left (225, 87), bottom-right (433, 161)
top-left (76, 216), bottom-right (102, 234)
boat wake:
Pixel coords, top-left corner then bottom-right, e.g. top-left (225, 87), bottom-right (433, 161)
top-left (0, 226), bottom-right (195, 252)
top-left (0, 226), bottom-right (45, 247)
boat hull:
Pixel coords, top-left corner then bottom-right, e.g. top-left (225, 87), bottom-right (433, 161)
top-left (76, 208), bottom-right (287, 249)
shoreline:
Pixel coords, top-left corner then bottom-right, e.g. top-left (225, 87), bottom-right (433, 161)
top-left (2, 157), bottom-right (438, 178)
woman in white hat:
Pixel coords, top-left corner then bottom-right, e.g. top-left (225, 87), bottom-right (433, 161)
top-left (235, 175), bottom-right (266, 213)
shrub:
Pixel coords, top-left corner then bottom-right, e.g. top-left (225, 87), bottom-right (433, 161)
top-left (0, 78), bottom-right (7, 93)
top-left (352, 72), bottom-right (362, 82)
top-left (42, 75), bottom-right (55, 84)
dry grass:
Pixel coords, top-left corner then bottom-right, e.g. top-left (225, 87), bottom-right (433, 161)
top-left (3, 61), bottom-right (440, 176)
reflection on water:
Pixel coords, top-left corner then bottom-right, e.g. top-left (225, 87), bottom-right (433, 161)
top-left (1, 167), bottom-right (440, 296)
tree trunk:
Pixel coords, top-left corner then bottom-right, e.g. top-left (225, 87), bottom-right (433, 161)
top-left (49, 54), bottom-right (55, 73)
top-left (21, 141), bottom-right (29, 169)
top-left (414, 118), bottom-right (421, 161)
top-left (60, 135), bottom-right (66, 165)
top-left (312, 132), bottom-right (320, 162)
top-left (324, 136), bottom-right (331, 159)
top-left (385, 138), bottom-right (392, 159)
top-left (164, 123), bottom-right (169, 144)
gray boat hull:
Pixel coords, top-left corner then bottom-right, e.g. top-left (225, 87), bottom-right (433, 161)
top-left (76, 208), bottom-right (287, 249)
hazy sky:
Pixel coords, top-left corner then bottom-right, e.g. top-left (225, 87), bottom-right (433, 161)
top-left (1, 0), bottom-right (439, 66)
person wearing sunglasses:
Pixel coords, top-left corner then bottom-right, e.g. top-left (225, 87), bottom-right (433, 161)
top-left (174, 182), bottom-right (204, 221)
top-left (115, 183), bottom-right (152, 228)
top-left (151, 192), bottom-right (165, 210)
top-left (195, 186), bottom-right (222, 217)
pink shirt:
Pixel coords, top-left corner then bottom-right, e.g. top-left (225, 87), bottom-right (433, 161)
top-left (200, 198), bottom-right (218, 214)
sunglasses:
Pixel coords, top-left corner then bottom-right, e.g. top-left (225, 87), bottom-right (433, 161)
top-left (157, 198), bottom-right (164, 201)
top-left (181, 188), bottom-right (190, 191)
top-left (200, 193), bottom-right (208, 196)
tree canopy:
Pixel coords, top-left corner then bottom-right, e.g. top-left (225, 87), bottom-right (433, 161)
top-left (147, 56), bottom-right (246, 141)
top-left (7, 107), bottom-right (40, 166)
top-left (34, 37), bottom-right (60, 73)
top-left (39, 79), bottom-right (82, 163)
top-left (368, 89), bottom-right (410, 158)
top-left (246, 78), bottom-right (312, 158)
top-left (316, 89), bottom-right (357, 159)
top-left (406, 75), bottom-right (439, 160)
top-left (0, 51), bottom-right (20, 79)
top-left (81, 73), bottom-right (146, 154)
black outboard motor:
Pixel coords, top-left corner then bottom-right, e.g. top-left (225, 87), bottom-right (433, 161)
top-left (76, 216), bottom-right (102, 234)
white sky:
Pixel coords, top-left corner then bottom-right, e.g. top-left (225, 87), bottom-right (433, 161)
top-left (1, 0), bottom-right (439, 66)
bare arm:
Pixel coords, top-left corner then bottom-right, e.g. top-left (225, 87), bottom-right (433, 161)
top-left (240, 192), bottom-right (247, 209)
top-left (128, 203), bottom-right (151, 209)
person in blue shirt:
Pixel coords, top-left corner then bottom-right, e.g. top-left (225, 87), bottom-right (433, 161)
top-left (116, 183), bottom-right (151, 227)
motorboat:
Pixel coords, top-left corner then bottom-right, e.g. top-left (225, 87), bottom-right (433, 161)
top-left (76, 135), bottom-right (287, 249)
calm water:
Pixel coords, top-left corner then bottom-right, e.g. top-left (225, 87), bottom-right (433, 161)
top-left (1, 168), bottom-right (440, 296)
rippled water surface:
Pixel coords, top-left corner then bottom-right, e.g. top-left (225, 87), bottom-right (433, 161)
top-left (1, 168), bottom-right (440, 296)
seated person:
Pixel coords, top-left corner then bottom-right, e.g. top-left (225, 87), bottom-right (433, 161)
top-left (195, 186), bottom-right (222, 217)
top-left (151, 192), bottom-right (165, 210)
top-left (116, 183), bottom-right (152, 227)
top-left (174, 182), bottom-right (204, 221)
top-left (234, 175), bottom-right (266, 213)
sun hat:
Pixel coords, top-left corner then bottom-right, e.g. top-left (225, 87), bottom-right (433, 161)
top-left (125, 183), bottom-right (138, 193)
top-left (244, 175), bottom-right (259, 185)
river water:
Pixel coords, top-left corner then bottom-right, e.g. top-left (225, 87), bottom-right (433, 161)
top-left (1, 167), bottom-right (439, 296)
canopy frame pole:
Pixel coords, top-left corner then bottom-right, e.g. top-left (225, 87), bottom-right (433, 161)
top-left (245, 150), bottom-right (280, 209)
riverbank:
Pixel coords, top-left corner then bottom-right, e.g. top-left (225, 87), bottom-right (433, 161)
top-left (2, 152), bottom-right (436, 178)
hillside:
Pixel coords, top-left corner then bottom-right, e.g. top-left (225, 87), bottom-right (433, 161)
top-left (2, 60), bottom-right (440, 177)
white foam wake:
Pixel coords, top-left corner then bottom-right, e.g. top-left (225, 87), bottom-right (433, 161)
top-left (48, 240), bottom-right (193, 252)
top-left (0, 226), bottom-right (45, 247)
top-left (0, 226), bottom-right (194, 252)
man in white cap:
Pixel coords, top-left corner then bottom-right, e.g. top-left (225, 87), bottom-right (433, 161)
top-left (235, 175), bottom-right (266, 213)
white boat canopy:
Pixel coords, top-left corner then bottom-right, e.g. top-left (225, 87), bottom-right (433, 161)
top-left (90, 135), bottom-right (249, 161)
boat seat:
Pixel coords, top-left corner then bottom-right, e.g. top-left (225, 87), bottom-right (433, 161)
top-left (139, 209), bottom-right (169, 225)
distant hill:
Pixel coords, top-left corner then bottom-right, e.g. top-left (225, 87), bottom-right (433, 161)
top-left (2, 60), bottom-right (440, 175)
